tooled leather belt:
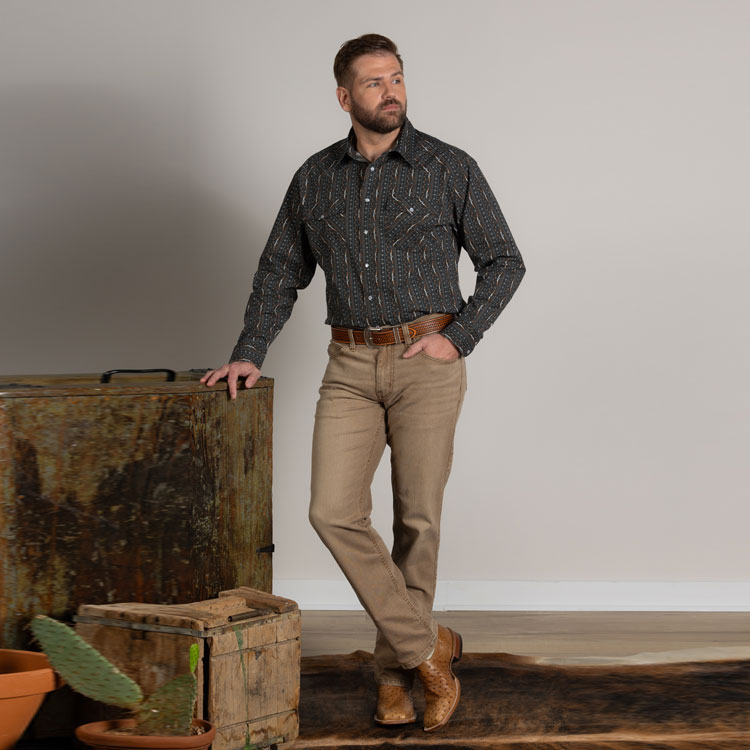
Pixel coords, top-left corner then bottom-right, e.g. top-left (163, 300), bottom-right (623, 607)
top-left (330, 314), bottom-right (454, 347)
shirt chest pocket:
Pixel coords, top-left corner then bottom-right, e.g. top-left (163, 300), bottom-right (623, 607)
top-left (383, 195), bottom-right (445, 247)
top-left (304, 198), bottom-right (347, 245)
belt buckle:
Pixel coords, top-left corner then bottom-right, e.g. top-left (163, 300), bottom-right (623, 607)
top-left (363, 324), bottom-right (401, 348)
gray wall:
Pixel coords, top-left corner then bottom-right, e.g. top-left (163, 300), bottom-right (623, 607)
top-left (2, 0), bottom-right (748, 610)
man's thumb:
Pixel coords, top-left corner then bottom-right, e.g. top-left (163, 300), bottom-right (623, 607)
top-left (402, 341), bottom-right (423, 358)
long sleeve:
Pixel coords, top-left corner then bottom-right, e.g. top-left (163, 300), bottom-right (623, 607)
top-left (230, 169), bottom-right (317, 368)
top-left (440, 157), bottom-right (526, 357)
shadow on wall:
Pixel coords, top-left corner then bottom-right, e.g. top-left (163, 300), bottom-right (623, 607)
top-left (0, 88), bottom-right (260, 374)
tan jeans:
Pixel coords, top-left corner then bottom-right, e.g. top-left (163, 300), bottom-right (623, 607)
top-left (308, 313), bottom-right (467, 687)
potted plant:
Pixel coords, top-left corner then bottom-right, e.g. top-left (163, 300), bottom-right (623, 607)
top-left (29, 615), bottom-right (216, 750)
top-left (0, 648), bottom-right (59, 749)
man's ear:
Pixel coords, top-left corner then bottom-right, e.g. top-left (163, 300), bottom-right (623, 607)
top-left (336, 86), bottom-right (351, 112)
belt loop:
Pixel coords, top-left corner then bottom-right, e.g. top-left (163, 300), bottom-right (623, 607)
top-left (400, 322), bottom-right (412, 347)
top-left (347, 327), bottom-right (356, 350)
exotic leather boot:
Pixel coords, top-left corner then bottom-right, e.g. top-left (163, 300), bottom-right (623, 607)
top-left (414, 624), bottom-right (463, 731)
top-left (373, 683), bottom-right (416, 724)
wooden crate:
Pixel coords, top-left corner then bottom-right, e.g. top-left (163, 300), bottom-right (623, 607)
top-left (75, 587), bottom-right (300, 750)
top-left (0, 369), bottom-right (274, 651)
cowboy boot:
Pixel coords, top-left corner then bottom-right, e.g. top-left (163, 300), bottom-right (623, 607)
top-left (373, 683), bottom-right (417, 725)
top-left (414, 624), bottom-right (463, 731)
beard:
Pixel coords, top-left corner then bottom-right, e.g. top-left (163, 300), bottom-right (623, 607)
top-left (350, 95), bottom-right (407, 134)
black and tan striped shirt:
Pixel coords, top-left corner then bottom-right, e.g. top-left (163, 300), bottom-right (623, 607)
top-left (230, 116), bottom-right (525, 368)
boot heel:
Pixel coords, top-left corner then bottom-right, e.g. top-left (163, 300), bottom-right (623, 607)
top-left (452, 630), bottom-right (463, 663)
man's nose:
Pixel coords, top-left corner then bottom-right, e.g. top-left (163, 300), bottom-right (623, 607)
top-left (382, 82), bottom-right (399, 101)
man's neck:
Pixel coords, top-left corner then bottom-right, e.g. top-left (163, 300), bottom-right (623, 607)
top-left (351, 121), bottom-right (401, 163)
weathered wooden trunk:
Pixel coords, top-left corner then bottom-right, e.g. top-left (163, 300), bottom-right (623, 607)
top-left (75, 588), bottom-right (300, 750)
top-left (0, 370), bottom-right (274, 649)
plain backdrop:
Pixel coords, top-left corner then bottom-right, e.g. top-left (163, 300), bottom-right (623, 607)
top-left (1, 0), bottom-right (748, 611)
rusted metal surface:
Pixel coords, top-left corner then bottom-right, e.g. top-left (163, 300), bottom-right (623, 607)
top-left (0, 371), bottom-right (274, 649)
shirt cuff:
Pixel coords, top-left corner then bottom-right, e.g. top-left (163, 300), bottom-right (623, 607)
top-left (229, 344), bottom-right (265, 370)
top-left (439, 319), bottom-right (476, 358)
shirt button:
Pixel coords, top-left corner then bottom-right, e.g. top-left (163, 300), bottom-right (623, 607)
top-left (409, 207), bottom-right (414, 213)
top-left (370, 166), bottom-right (375, 171)
top-left (365, 263), bottom-right (369, 267)
top-left (365, 197), bottom-right (370, 202)
top-left (363, 229), bottom-right (368, 234)
top-left (368, 295), bottom-right (373, 300)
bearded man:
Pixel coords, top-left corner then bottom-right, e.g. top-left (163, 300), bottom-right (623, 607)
top-left (202, 32), bottom-right (526, 731)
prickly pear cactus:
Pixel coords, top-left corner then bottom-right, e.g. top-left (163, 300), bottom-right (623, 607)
top-left (29, 615), bottom-right (142, 708)
top-left (134, 673), bottom-right (197, 736)
top-left (132, 643), bottom-right (199, 736)
top-left (30, 617), bottom-right (201, 736)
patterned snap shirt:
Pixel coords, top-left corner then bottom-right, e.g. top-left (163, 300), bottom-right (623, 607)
top-left (230, 116), bottom-right (525, 368)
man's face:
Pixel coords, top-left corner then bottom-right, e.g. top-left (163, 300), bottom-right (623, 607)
top-left (340, 53), bottom-right (407, 134)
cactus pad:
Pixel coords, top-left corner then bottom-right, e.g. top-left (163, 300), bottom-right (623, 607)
top-left (134, 673), bottom-right (197, 736)
top-left (29, 615), bottom-right (143, 708)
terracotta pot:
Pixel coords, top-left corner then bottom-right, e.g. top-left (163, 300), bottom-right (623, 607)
top-left (0, 649), bottom-right (58, 750)
top-left (75, 718), bottom-right (216, 750)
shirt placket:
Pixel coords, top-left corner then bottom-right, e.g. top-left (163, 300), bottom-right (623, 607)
top-left (361, 160), bottom-right (379, 324)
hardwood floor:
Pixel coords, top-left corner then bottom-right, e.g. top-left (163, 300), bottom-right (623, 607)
top-left (300, 610), bottom-right (750, 662)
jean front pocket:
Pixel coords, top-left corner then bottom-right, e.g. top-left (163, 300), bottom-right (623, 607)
top-left (416, 349), bottom-right (462, 364)
top-left (327, 340), bottom-right (348, 359)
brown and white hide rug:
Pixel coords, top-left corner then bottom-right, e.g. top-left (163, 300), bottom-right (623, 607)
top-left (295, 648), bottom-right (750, 749)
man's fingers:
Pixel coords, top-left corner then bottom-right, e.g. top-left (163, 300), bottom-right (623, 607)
top-left (402, 333), bottom-right (459, 360)
top-left (244, 371), bottom-right (261, 390)
top-left (200, 367), bottom-right (220, 384)
top-left (230, 364), bottom-right (261, 399)
top-left (201, 362), bottom-right (260, 398)
top-left (204, 366), bottom-right (227, 387)
top-left (227, 371), bottom-right (239, 400)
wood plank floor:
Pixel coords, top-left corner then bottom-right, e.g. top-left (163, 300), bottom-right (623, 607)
top-left (300, 610), bottom-right (750, 663)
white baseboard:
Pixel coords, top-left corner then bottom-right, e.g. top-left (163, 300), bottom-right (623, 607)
top-left (273, 579), bottom-right (750, 611)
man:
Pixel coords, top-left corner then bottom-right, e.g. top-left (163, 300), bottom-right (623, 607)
top-left (202, 33), bottom-right (525, 732)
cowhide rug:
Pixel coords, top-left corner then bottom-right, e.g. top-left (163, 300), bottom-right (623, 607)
top-left (295, 649), bottom-right (750, 749)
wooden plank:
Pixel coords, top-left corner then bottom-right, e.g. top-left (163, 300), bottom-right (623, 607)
top-left (277, 612), bottom-right (302, 643)
top-left (0, 370), bottom-right (211, 385)
top-left (209, 621), bottom-right (280, 657)
top-left (299, 610), bottom-right (750, 659)
top-left (77, 597), bottom-right (258, 630)
top-left (208, 639), bottom-right (301, 729)
top-left (212, 710), bottom-right (298, 750)
top-left (0, 371), bottom-right (273, 399)
top-left (220, 587), bottom-right (298, 614)
top-left (0, 401), bottom-right (12, 645)
top-left (212, 394), bottom-right (274, 599)
top-left (0, 382), bottom-right (273, 398)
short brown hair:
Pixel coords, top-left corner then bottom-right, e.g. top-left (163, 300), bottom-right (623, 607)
top-left (333, 33), bottom-right (404, 90)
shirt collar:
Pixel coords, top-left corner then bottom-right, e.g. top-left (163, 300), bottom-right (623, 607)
top-left (336, 115), bottom-right (416, 167)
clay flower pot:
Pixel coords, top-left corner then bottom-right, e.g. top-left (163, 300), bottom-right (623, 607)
top-left (0, 649), bottom-right (58, 750)
top-left (75, 718), bottom-right (216, 750)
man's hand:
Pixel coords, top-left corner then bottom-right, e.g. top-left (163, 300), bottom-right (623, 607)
top-left (200, 361), bottom-right (261, 400)
top-left (402, 333), bottom-right (460, 361)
